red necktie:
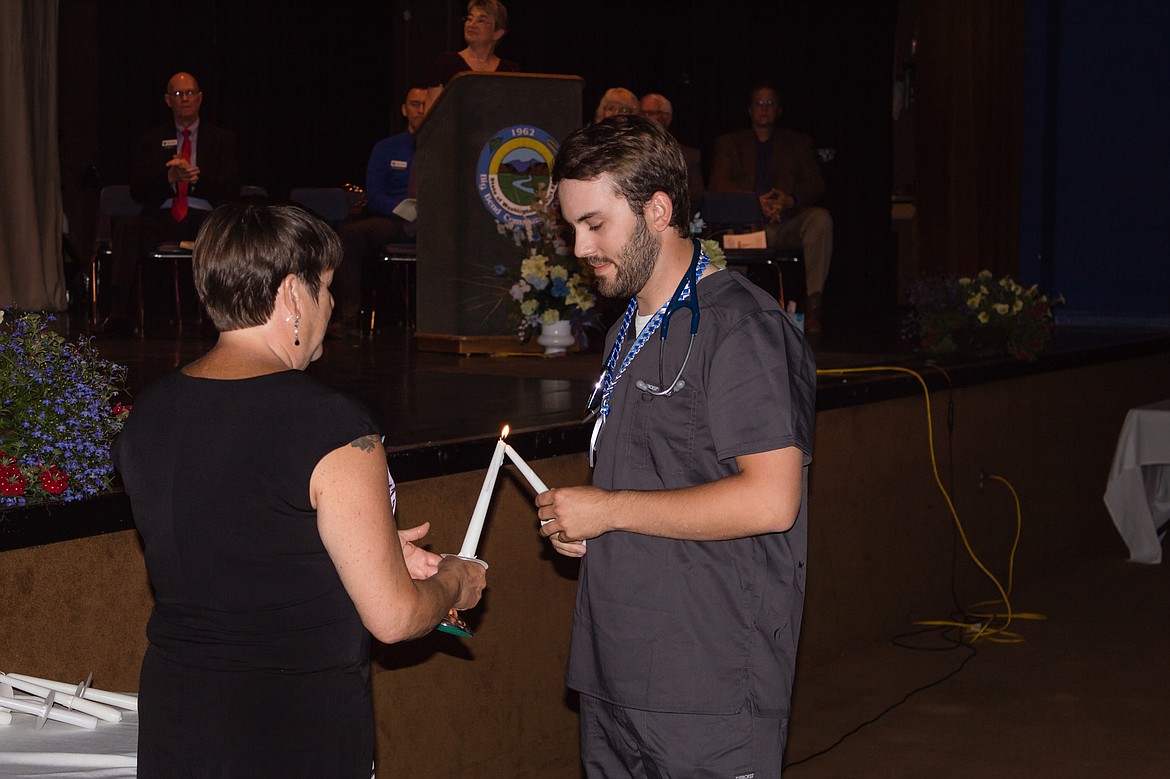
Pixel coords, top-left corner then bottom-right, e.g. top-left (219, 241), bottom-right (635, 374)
top-left (171, 128), bottom-right (191, 222)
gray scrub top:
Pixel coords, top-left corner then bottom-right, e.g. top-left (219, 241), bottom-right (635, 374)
top-left (566, 267), bottom-right (816, 718)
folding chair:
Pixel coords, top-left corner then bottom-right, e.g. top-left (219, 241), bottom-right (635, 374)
top-left (698, 191), bottom-right (804, 307)
top-left (90, 185), bottom-right (142, 323)
top-left (289, 188), bottom-right (351, 226)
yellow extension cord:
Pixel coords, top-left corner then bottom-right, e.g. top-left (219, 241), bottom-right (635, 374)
top-left (815, 365), bottom-right (1047, 643)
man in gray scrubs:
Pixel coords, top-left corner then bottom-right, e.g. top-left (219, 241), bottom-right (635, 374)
top-left (537, 115), bottom-right (816, 777)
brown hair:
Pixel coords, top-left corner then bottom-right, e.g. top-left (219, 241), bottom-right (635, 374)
top-left (193, 201), bottom-right (341, 331)
top-left (552, 114), bottom-right (690, 237)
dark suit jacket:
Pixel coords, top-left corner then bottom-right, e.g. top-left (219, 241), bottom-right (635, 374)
top-left (130, 123), bottom-right (241, 210)
top-left (710, 127), bottom-right (824, 206)
top-left (679, 141), bottom-right (705, 217)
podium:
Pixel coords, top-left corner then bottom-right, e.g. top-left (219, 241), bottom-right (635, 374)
top-left (414, 72), bottom-right (584, 352)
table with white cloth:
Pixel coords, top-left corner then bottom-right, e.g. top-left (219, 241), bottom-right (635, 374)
top-left (1104, 398), bottom-right (1170, 564)
top-left (0, 709), bottom-right (137, 778)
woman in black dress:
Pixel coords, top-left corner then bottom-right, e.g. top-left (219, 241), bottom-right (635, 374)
top-left (113, 202), bottom-right (486, 778)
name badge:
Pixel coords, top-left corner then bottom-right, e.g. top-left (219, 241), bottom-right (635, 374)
top-left (390, 159), bottom-right (408, 170)
top-left (162, 139), bottom-right (178, 151)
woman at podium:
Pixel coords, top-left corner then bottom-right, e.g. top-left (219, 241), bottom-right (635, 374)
top-left (430, 0), bottom-right (521, 97)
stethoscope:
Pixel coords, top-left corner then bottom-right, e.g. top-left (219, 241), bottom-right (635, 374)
top-left (584, 239), bottom-right (708, 466)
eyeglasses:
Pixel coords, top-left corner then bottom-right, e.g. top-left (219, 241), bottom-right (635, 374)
top-left (752, 99), bottom-right (777, 107)
top-left (169, 89), bottom-right (201, 99)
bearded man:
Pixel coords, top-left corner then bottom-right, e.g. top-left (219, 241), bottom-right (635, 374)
top-left (536, 114), bottom-right (816, 778)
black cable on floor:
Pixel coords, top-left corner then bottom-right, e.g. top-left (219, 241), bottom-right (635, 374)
top-left (784, 631), bottom-right (977, 771)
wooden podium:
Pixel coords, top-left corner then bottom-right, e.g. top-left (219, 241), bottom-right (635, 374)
top-left (414, 72), bottom-right (584, 353)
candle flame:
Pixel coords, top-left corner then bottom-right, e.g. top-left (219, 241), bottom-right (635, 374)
top-left (501, 425), bottom-right (510, 439)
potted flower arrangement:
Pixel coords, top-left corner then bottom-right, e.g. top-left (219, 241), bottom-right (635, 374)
top-left (494, 197), bottom-right (599, 353)
top-left (0, 310), bottom-right (130, 507)
top-left (905, 270), bottom-right (1062, 361)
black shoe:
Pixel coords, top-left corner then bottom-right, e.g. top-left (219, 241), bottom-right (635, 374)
top-left (91, 316), bottom-right (133, 337)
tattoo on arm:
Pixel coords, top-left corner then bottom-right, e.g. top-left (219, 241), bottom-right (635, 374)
top-left (350, 435), bottom-right (378, 453)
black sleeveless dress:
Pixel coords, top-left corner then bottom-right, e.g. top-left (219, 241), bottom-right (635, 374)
top-left (113, 370), bottom-right (382, 778)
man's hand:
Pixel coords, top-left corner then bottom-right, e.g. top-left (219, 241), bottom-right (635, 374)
top-left (398, 521), bottom-right (442, 580)
top-left (759, 188), bottom-right (795, 222)
top-left (536, 486), bottom-right (610, 557)
top-left (166, 157), bottom-right (201, 184)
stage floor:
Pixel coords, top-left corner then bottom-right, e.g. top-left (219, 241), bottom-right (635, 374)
top-left (69, 312), bottom-right (1168, 456)
top-left (73, 313), bottom-right (910, 449)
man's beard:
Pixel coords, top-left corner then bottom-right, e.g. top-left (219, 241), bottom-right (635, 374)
top-left (596, 215), bottom-right (659, 299)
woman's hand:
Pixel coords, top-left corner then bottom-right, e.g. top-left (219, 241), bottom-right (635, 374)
top-left (398, 522), bottom-right (441, 580)
top-left (438, 556), bottom-right (487, 610)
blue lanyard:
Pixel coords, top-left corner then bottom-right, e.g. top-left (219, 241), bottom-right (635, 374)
top-left (596, 245), bottom-right (709, 424)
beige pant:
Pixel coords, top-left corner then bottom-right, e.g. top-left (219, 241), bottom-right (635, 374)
top-left (765, 206), bottom-right (833, 297)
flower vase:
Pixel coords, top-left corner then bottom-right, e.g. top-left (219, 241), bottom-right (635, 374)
top-left (537, 320), bottom-right (574, 356)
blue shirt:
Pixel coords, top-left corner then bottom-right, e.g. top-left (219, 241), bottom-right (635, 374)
top-left (365, 131), bottom-right (415, 218)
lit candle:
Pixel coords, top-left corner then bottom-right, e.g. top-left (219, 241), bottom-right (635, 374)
top-left (6, 672), bottom-right (137, 713)
top-left (458, 426), bottom-right (509, 558)
top-left (504, 444), bottom-right (549, 493)
top-left (0, 674), bottom-right (123, 723)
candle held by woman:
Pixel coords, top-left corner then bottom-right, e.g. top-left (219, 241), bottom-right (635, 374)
top-left (458, 425), bottom-right (509, 558)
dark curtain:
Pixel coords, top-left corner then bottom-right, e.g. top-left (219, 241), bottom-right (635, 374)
top-left (914, 0), bottom-right (1025, 279)
top-left (1, 0), bottom-right (65, 311)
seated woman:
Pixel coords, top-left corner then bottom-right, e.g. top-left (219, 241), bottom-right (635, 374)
top-left (593, 87), bottom-right (639, 123)
top-left (429, 0), bottom-right (520, 101)
top-left (113, 201), bottom-right (486, 778)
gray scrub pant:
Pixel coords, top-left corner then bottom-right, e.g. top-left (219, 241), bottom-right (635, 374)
top-left (580, 693), bottom-right (788, 778)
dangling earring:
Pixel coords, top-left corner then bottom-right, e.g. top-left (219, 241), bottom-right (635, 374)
top-left (294, 315), bottom-right (301, 346)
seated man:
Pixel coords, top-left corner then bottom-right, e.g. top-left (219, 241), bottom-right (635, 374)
top-left (711, 82), bottom-right (832, 332)
top-left (639, 92), bottom-right (704, 216)
top-left (332, 86), bottom-right (428, 333)
top-left (99, 71), bottom-right (240, 334)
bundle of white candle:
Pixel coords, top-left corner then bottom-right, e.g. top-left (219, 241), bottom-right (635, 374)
top-left (0, 672), bottom-right (138, 731)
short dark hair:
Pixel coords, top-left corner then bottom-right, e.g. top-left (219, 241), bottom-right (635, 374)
top-left (193, 201), bottom-right (342, 331)
top-left (552, 114), bottom-right (690, 237)
top-left (469, 0), bottom-right (508, 32)
top-left (748, 81), bottom-right (782, 105)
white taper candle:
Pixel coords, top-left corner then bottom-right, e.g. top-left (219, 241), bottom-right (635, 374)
top-left (6, 673), bottom-right (137, 712)
top-left (504, 444), bottom-right (549, 493)
top-left (458, 429), bottom-right (509, 558)
top-left (0, 693), bottom-right (99, 729)
top-left (0, 674), bottom-right (122, 723)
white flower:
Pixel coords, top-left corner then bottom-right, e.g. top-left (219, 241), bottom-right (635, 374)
top-left (509, 279), bottom-right (531, 301)
top-left (540, 309), bottom-right (561, 326)
top-left (689, 213), bottom-right (707, 236)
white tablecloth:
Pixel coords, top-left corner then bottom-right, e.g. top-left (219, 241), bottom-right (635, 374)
top-left (1104, 398), bottom-right (1170, 564)
top-left (0, 709), bottom-right (137, 778)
